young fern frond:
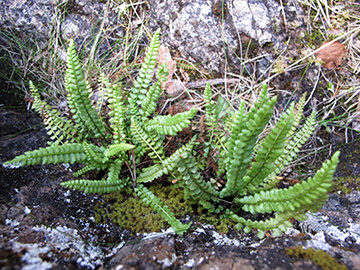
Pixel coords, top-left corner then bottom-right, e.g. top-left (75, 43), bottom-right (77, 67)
top-left (261, 110), bottom-right (317, 190)
top-left (144, 108), bottom-right (197, 136)
top-left (221, 87), bottom-right (277, 198)
top-left (83, 142), bottom-right (108, 165)
top-left (65, 40), bottom-right (107, 140)
top-left (140, 63), bottom-right (169, 117)
top-left (204, 83), bottom-right (217, 130)
top-left (135, 184), bottom-right (192, 235)
top-left (223, 102), bottom-right (246, 173)
top-left (92, 73), bottom-right (110, 112)
top-left (108, 84), bottom-right (127, 143)
top-left (73, 165), bottom-right (98, 177)
top-left (61, 159), bottom-right (127, 193)
top-left (287, 93), bottom-right (307, 138)
top-left (243, 103), bottom-right (295, 192)
top-left (230, 209), bottom-right (308, 239)
top-left (130, 29), bottom-right (161, 107)
top-left (104, 143), bottom-right (135, 158)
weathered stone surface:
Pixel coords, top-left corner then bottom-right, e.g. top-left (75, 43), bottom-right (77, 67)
top-left (148, 0), bottom-right (283, 73)
top-left (0, 0), bottom-right (283, 74)
top-left (0, 0), bottom-right (124, 55)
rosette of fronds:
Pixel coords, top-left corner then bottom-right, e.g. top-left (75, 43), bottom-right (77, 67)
top-left (173, 83), bottom-right (339, 238)
top-left (3, 29), bottom-right (196, 234)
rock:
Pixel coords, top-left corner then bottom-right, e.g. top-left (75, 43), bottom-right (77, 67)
top-left (0, 0), bottom-right (124, 55)
top-left (148, 0), bottom-right (283, 74)
top-left (0, 0), bottom-right (283, 75)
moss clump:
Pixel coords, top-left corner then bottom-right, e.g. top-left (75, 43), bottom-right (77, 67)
top-left (286, 246), bottom-right (348, 270)
top-left (95, 184), bottom-right (194, 234)
top-left (94, 183), bottom-right (235, 234)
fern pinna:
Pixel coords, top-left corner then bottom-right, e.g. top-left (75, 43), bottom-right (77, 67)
top-left (172, 83), bottom-right (339, 238)
top-left (3, 29), bottom-right (196, 234)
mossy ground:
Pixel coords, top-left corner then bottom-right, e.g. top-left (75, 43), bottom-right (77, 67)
top-left (94, 183), bottom-right (233, 234)
top-left (286, 246), bottom-right (348, 270)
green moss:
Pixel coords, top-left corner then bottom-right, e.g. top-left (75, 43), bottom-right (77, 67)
top-left (332, 177), bottom-right (360, 194)
top-left (95, 184), bottom-right (194, 234)
top-left (94, 183), bottom-right (234, 234)
top-left (286, 246), bottom-right (348, 270)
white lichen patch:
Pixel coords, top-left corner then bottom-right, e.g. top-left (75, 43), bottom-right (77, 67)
top-left (30, 225), bottom-right (104, 269)
top-left (5, 219), bottom-right (20, 227)
top-left (11, 242), bottom-right (53, 270)
top-left (24, 206), bottom-right (31, 215)
top-left (291, 211), bottom-right (360, 252)
top-left (156, 253), bottom-right (178, 268)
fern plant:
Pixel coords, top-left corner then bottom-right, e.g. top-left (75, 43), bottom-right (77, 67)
top-left (3, 29), bottom-right (196, 234)
top-left (3, 29), bottom-right (340, 237)
top-left (171, 83), bottom-right (340, 238)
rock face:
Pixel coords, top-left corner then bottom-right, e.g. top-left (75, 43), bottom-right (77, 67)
top-left (148, 0), bottom-right (283, 73)
top-left (0, 0), bottom-right (282, 74)
top-left (0, 0), bottom-right (123, 56)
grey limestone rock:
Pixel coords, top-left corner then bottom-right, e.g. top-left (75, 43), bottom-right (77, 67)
top-left (148, 0), bottom-right (283, 74)
top-left (0, 0), bottom-right (124, 56)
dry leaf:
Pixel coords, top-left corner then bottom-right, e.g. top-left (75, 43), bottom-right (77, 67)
top-left (315, 41), bottom-right (346, 69)
top-left (157, 45), bottom-right (177, 93)
top-left (165, 79), bottom-right (185, 97)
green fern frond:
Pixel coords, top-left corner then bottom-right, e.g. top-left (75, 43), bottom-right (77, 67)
top-left (261, 110), bottom-right (317, 190)
top-left (135, 184), bottom-right (192, 234)
top-left (204, 83), bottom-right (217, 126)
top-left (30, 81), bottom-right (81, 145)
top-left (287, 93), bottom-right (307, 138)
top-left (61, 159), bottom-right (127, 193)
top-left (140, 63), bottom-right (169, 117)
top-left (83, 142), bottom-right (108, 165)
top-left (104, 143), bottom-right (135, 158)
top-left (108, 84), bottom-right (127, 143)
top-left (230, 209), bottom-right (308, 238)
top-left (65, 40), bottom-right (107, 139)
top-left (60, 177), bottom-right (125, 193)
top-left (221, 87), bottom-right (277, 198)
top-left (137, 136), bottom-right (198, 183)
top-left (223, 102), bottom-right (246, 174)
top-left (130, 29), bottom-right (161, 107)
top-left (130, 119), bottom-right (164, 161)
top-left (243, 103), bottom-right (295, 192)
top-left (144, 108), bottom-right (197, 136)
top-left (175, 59), bottom-right (198, 71)
top-left (92, 73), bottom-right (110, 112)
top-left (3, 143), bottom-right (87, 167)
top-left (73, 165), bottom-right (98, 177)
top-left (175, 152), bottom-right (220, 212)
top-left (237, 151), bottom-right (340, 215)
